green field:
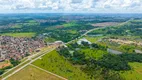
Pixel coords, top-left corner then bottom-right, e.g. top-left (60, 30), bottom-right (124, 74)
top-left (62, 22), bottom-right (78, 27)
top-left (11, 24), bottom-right (22, 28)
top-left (1, 32), bottom-right (36, 38)
top-left (84, 36), bottom-right (104, 43)
top-left (32, 50), bottom-right (90, 80)
top-left (120, 62), bottom-right (142, 80)
top-left (7, 65), bottom-right (63, 80)
top-left (44, 37), bottom-right (56, 43)
top-left (81, 49), bottom-right (107, 60)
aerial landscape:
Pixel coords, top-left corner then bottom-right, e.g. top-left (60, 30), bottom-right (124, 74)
top-left (0, 0), bottom-right (142, 80)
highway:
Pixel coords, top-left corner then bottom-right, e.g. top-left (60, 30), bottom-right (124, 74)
top-left (2, 47), bottom-right (57, 80)
top-left (66, 27), bottom-right (106, 44)
top-left (2, 26), bottom-right (106, 80)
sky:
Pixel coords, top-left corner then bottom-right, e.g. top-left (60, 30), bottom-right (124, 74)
top-left (0, 0), bottom-right (142, 13)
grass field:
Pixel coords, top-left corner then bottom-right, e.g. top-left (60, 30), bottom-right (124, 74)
top-left (120, 62), bottom-right (142, 80)
top-left (84, 36), bottom-right (104, 43)
top-left (81, 49), bottom-right (107, 60)
top-left (11, 24), bottom-right (22, 28)
top-left (7, 65), bottom-right (63, 80)
top-left (62, 22), bottom-right (78, 27)
top-left (1, 32), bottom-right (36, 38)
top-left (32, 50), bottom-right (90, 80)
top-left (44, 37), bottom-right (56, 43)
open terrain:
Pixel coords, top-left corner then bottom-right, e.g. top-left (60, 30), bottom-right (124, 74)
top-left (7, 65), bottom-right (63, 80)
top-left (0, 14), bottom-right (142, 80)
top-left (120, 62), bottom-right (142, 80)
top-left (1, 32), bottom-right (36, 38)
top-left (92, 22), bottom-right (119, 27)
top-left (32, 50), bottom-right (90, 80)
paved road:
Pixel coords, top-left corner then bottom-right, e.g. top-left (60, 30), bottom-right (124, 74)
top-left (1, 49), bottom-right (47, 77)
top-left (2, 26), bottom-right (107, 80)
top-left (66, 27), bottom-right (106, 44)
top-left (2, 47), bottom-right (56, 80)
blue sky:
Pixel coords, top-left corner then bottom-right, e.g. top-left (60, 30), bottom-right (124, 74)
top-left (0, 0), bottom-right (142, 13)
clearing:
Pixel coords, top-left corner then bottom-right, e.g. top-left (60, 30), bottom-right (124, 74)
top-left (92, 22), bottom-right (119, 27)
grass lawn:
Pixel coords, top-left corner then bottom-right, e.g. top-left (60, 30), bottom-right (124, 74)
top-left (7, 65), bottom-right (63, 80)
top-left (120, 62), bottom-right (142, 80)
top-left (1, 32), bottom-right (36, 38)
top-left (32, 50), bottom-right (90, 80)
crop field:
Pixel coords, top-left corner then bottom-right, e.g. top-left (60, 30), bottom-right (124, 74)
top-left (7, 65), bottom-right (63, 80)
top-left (120, 62), bottom-right (142, 80)
top-left (32, 50), bottom-right (90, 80)
top-left (1, 32), bottom-right (36, 38)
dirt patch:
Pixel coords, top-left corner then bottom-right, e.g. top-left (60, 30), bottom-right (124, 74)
top-left (92, 22), bottom-right (119, 27)
top-left (0, 61), bottom-right (11, 69)
top-left (108, 39), bottom-right (142, 46)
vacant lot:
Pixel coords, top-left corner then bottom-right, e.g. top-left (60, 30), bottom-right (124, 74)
top-left (92, 22), bottom-right (119, 27)
top-left (7, 65), bottom-right (63, 80)
top-left (1, 32), bottom-right (36, 38)
top-left (32, 50), bottom-right (90, 80)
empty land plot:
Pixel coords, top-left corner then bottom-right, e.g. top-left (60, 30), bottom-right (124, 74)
top-left (32, 50), bottom-right (90, 80)
top-left (7, 65), bottom-right (63, 80)
top-left (92, 22), bottom-right (119, 27)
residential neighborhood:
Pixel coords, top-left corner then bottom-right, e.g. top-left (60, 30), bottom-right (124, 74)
top-left (0, 36), bottom-right (46, 61)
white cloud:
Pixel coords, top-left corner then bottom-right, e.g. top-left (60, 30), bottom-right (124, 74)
top-left (0, 0), bottom-right (142, 13)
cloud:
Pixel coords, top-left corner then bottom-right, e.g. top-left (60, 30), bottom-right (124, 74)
top-left (0, 0), bottom-right (142, 13)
